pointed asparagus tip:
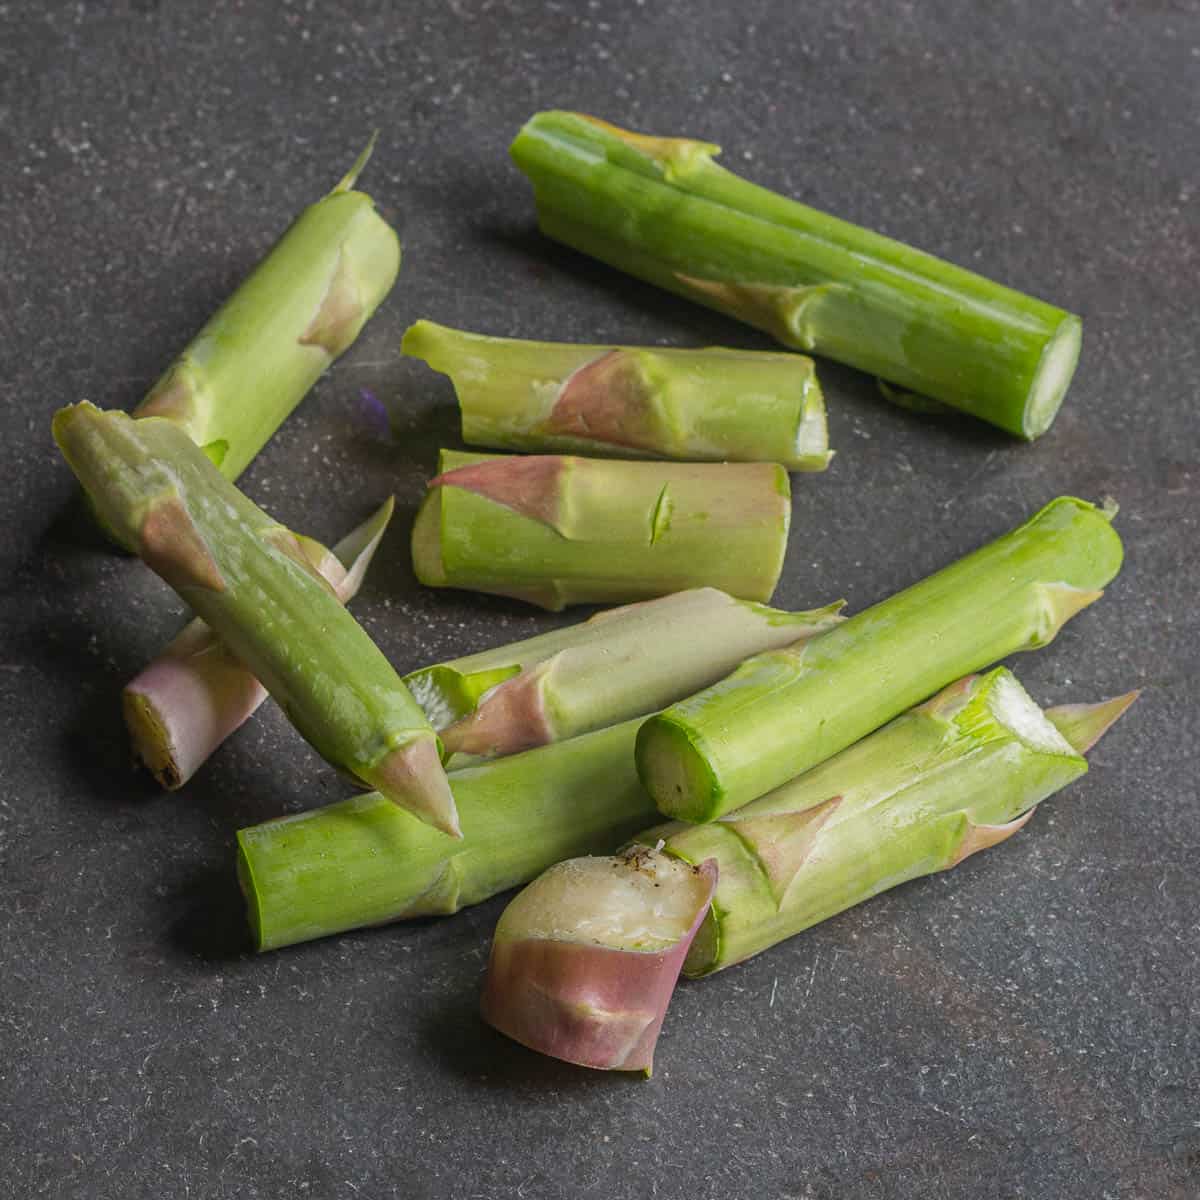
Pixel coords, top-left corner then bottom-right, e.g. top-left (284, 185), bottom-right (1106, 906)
top-left (946, 808), bottom-right (1037, 869)
top-left (331, 496), bottom-right (395, 602)
top-left (332, 130), bottom-right (379, 194)
top-left (365, 736), bottom-right (461, 838)
top-left (430, 455), bottom-right (567, 531)
top-left (140, 495), bottom-right (226, 593)
top-left (1046, 690), bottom-right (1141, 755)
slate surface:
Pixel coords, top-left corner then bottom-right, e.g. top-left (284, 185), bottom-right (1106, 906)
top-left (1, 3), bottom-right (1196, 1198)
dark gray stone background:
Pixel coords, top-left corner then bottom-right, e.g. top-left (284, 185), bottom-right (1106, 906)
top-left (1, 2), bottom-right (1196, 1197)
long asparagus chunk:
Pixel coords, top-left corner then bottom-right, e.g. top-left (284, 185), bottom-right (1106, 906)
top-left (134, 138), bottom-right (401, 479)
top-left (123, 498), bottom-right (394, 789)
top-left (412, 449), bottom-right (792, 611)
top-left (480, 847), bottom-right (716, 1075)
top-left (635, 670), bottom-right (1139, 976)
top-left (404, 588), bottom-right (843, 758)
top-left (510, 111), bottom-right (1082, 439)
top-left (402, 319), bottom-right (831, 470)
top-left (236, 719), bottom-right (657, 951)
top-left (636, 496), bottom-right (1123, 822)
top-left (54, 403), bottom-right (457, 836)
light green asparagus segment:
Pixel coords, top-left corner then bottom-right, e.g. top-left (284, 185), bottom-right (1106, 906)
top-left (401, 319), bottom-right (830, 470)
top-left (636, 496), bottom-right (1123, 822)
top-left (511, 111), bottom-right (1081, 439)
top-left (636, 669), bottom-right (1135, 975)
top-left (403, 588), bottom-right (844, 757)
top-left (53, 403), bottom-right (457, 837)
top-left (412, 449), bottom-right (792, 611)
top-left (236, 719), bottom-right (657, 951)
top-left (134, 137), bottom-right (401, 479)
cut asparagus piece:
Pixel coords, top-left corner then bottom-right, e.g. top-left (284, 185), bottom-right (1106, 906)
top-left (134, 137), bottom-right (401, 480)
top-left (236, 719), bottom-right (658, 951)
top-left (412, 449), bottom-right (792, 611)
top-left (54, 403), bottom-right (457, 836)
top-left (632, 669), bottom-right (1138, 975)
top-left (405, 588), bottom-right (843, 757)
top-left (637, 495), bottom-right (1123, 822)
top-left (511, 111), bottom-right (1081, 439)
top-left (123, 498), bottom-right (394, 789)
top-left (480, 846), bottom-right (716, 1075)
top-left (402, 319), bottom-right (831, 470)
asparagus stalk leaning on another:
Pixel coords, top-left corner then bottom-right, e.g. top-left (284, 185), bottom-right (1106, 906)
top-left (510, 110), bottom-right (1082, 439)
top-left (402, 319), bottom-right (831, 470)
top-left (123, 498), bottom-right (394, 789)
top-left (404, 588), bottom-right (844, 758)
top-left (54, 404), bottom-right (458, 837)
top-left (235, 719), bottom-right (658, 951)
top-left (637, 495), bottom-right (1123, 822)
top-left (412, 449), bottom-right (792, 611)
top-left (134, 137), bottom-right (401, 480)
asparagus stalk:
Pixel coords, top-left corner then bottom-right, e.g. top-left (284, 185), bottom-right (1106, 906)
top-left (634, 669), bottom-right (1139, 975)
top-left (123, 498), bottom-right (394, 789)
top-left (510, 111), bottom-right (1082, 439)
top-left (412, 450), bottom-right (792, 611)
top-left (404, 588), bottom-right (843, 758)
top-left (636, 496), bottom-right (1123, 822)
top-left (480, 846), bottom-right (716, 1075)
top-left (134, 137), bottom-right (401, 479)
top-left (401, 319), bottom-right (831, 470)
top-left (236, 719), bottom-right (658, 951)
top-left (54, 403), bottom-right (457, 836)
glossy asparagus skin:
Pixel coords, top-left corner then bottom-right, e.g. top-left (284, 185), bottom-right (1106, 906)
top-left (236, 719), bottom-right (657, 951)
top-left (636, 496), bottom-right (1123, 822)
top-left (134, 138), bottom-right (401, 479)
top-left (53, 403), bottom-right (457, 837)
top-left (123, 499), bottom-right (394, 789)
top-left (634, 669), bottom-right (1138, 975)
top-left (404, 588), bottom-right (844, 758)
top-left (401, 319), bottom-right (830, 470)
top-left (510, 111), bottom-right (1081, 439)
top-left (411, 449), bottom-right (792, 611)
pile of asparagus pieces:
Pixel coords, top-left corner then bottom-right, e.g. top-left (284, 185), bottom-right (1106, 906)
top-left (55, 112), bottom-right (1136, 1077)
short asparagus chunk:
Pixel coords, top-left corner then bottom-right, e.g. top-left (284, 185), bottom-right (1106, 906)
top-left (123, 499), bottom-right (394, 789)
top-left (511, 111), bottom-right (1082, 438)
top-left (135, 137), bottom-right (401, 479)
top-left (54, 403), bottom-right (457, 837)
top-left (402, 319), bottom-right (831, 470)
top-left (412, 450), bottom-right (792, 610)
top-left (636, 496), bottom-right (1123, 822)
top-left (236, 720), bottom-right (658, 951)
top-left (404, 588), bottom-right (844, 758)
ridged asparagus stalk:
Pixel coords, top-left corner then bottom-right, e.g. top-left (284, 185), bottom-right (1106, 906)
top-left (511, 111), bottom-right (1082, 439)
top-left (480, 847), bottom-right (717, 1075)
top-left (412, 450), bottom-right (792, 611)
top-left (134, 138), bottom-right (401, 479)
top-left (402, 319), bottom-right (831, 470)
top-left (123, 498), bottom-right (394, 789)
top-left (236, 719), bottom-right (658, 951)
top-left (637, 496), bottom-right (1123, 822)
top-left (54, 403), bottom-right (457, 836)
top-left (404, 588), bottom-right (843, 758)
top-left (634, 669), bottom-right (1139, 975)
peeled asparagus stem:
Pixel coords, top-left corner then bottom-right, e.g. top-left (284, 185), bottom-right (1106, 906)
top-left (636, 495), bottom-right (1123, 823)
top-left (123, 498), bottom-right (394, 789)
top-left (402, 319), bottom-right (831, 470)
top-left (54, 403), bottom-right (457, 837)
top-left (412, 449), bottom-right (792, 611)
top-left (404, 588), bottom-right (843, 758)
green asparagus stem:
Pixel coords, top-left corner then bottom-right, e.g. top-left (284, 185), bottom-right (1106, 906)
top-left (54, 403), bottom-right (457, 836)
top-left (633, 669), bottom-right (1138, 975)
top-left (236, 719), bottom-right (657, 951)
top-left (401, 319), bottom-right (830, 470)
top-left (636, 496), bottom-right (1123, 822)
top-left (404, 588), bottom-right (843, 758)
top-left (411, 450), bottom-right (792, 611)
top-left (511, 111), bottom-right (1082, 439)
top-left (134, 136), bottom-right (401, 479)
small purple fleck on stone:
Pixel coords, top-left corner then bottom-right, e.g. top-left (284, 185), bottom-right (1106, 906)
top-left (358, 388), bottom-right (390, 439)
